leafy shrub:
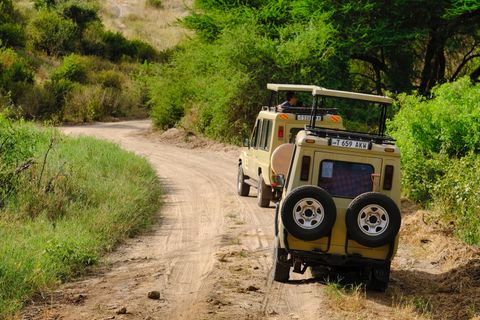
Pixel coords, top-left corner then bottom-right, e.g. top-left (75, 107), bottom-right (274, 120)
top-left (150, 3), bottom-right (346, 142)
top-left (389, 77), bottom-right (480, 201)
top-left (15, 83), bottom-right (57, 119)
top-left (93, 69), bottom-right (124, 89)
top-left (432, 154), bottom-right (480, 245)
top-left (101, 31), bottom-right (157, 62)
top-left (0, 22), bottom-right (26, 47)
top-left (389, 77), bottom-right (480, 245)
top-left (57, 0), bottom-right (99, 31)
top-left (51, 54), bottom-right (87, 83)
top-left (27, 10), bottom-right (77, 55)
top-left (0, 48), bottom-right (34, 102)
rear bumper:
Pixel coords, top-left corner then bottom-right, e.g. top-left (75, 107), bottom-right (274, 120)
top-left (289, 249), bottom-right (389, 267)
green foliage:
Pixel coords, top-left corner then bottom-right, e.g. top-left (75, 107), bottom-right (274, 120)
top-left (0, 119), bottom-right (161, 316)
top-left (151, 4), bottom-right (342, 142)
top-left (0, 22), bottom-right (25, 47)
top-left (27, 10), bottom-right (77, 55)
top-left (389, 77), bottom-right (480, 245)
top-left (51, 53), bottom-right (88, 83)
top-left (100, 31), bottom-right (157, 62)
top-left (0, 48), bottom-right (34, 101)
top-left (432, 154), bottom-right (480, 245)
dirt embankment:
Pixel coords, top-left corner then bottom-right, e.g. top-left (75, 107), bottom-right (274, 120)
top-left (21, 121), bottom-right (479, 320)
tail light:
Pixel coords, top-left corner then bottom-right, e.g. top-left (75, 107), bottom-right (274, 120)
top-left (278, 126), bottom-right (284, 139)
top-left (383, 165), bottom-right (394, 190)
top-left (300, 156), bottom-right (311, 181)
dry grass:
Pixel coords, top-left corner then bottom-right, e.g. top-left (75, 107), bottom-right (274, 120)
top-left (323, 281), bottom-right (430, 320)
top-left (99, 0), bottom-right (193, 51)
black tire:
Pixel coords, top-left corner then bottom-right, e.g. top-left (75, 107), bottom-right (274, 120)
top-left (272, 237), bottom-right (290, 282)
top-left (346, 192), bottom-right (401, 248)
top-left (366, 262), bottom-right (391, 292)
top-left (257, 174), bottom-right (271, 208)
top-left (280, 186), bottom-right (336, 241)
top-left (274, 203), bottom-right (279, 236)
top-left (237, 165), bottom-right (250, 196)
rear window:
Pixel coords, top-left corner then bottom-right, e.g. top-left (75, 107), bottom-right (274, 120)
top-left (318, 160), bottom-right (374, 198)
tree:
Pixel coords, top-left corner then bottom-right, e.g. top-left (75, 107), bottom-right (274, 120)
top-left (322, 0), bottom-right (480, 95)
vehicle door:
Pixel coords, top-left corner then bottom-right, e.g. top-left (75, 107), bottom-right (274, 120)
top-left (255, 119), bottom-right (273, 181)
top-left (244, 119), bottom-right (261, 178)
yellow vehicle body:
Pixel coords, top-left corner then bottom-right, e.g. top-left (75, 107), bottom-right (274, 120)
top-left (277, 130), bottom-right (401, 261)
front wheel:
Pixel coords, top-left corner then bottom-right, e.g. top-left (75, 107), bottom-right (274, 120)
top-left (237, 165), bottom-right (250, 196)
top-left (272, 237), bottom-right (290, 282)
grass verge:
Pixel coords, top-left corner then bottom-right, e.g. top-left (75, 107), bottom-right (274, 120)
top-left (0, 121), bottom-right (161, 317)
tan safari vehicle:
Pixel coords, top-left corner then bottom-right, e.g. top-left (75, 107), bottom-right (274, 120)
top-left (272, 87), bottom-right (401, 291)
top-left (237, 84), bottom-right (344, 207)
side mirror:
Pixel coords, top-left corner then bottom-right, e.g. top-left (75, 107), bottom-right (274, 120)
top-left (243, 138), bottom-right (250, 148)
top-left (274, 174), bottom-right (286, 187)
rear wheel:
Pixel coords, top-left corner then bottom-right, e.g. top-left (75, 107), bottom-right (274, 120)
top-left (237, 165), bottom-right (250, 196)
top-left (366, 262), bottom-right (391, 292)
top-left (272, 237), bottom-right (290, 282)
top-left (257, 174), bottom-right (271, 208)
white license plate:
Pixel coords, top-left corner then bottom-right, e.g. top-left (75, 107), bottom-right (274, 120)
top-left (330, 138), bottom-right (370, 150)
top-left (296, 115), bottom-right (322, 121)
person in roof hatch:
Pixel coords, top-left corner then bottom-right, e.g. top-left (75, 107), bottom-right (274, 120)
top-left (277, 91), bottom-right (297, 112)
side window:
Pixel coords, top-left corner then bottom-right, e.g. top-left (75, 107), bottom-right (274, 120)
top-left (252, 119), bottom-right (262, 148)
top-left (264, 120), bottom-right (272, 150)
top-left (259, 120), bottom-right (272, 151)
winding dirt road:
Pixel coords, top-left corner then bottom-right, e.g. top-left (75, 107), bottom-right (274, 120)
top-left (22, 120), bottom-right (480, 320)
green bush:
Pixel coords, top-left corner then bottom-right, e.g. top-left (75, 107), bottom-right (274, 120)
top-left (389, 77), bottom-right (480, 245)
top-left (150, 3), bottom-right (344, 142)
top-left (27, 10), bottom-right (77, 55)
top-left (0, 119), bottom-right (161, 316)
top-left (0, 22), bottom-right (26, 47)
top-left (51, 54), bottom-right (88, 83)
top-left (0, 48), bottom-right (34, 102)
top-left (389, 77), bottom-right (480, 201)
top-left (432, 154), bottom-right (480, 245)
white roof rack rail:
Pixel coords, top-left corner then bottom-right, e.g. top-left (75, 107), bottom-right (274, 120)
top-left (267, 83), bottom-right (320, 92)
top-left (313, 87), bottom-right (393, 104)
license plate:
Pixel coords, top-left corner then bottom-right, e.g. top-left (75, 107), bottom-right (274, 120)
top-left (330, 138), bottom-right (370, 150)
top-left (296, 115), bottom-right (322, 121)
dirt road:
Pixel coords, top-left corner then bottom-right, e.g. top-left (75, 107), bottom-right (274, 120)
top-left (23, 121), bottom-right (480, 320)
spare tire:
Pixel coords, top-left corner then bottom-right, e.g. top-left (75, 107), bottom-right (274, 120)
top-left (281, 186), bottom-right (336, 241)
top-left (346, 192), bottom-right (401, 248)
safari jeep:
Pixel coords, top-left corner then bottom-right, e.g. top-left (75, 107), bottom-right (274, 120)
top-left (272, 87), bottom-right (401, 291)
top-left (237, 84), bottom-right (344, 207)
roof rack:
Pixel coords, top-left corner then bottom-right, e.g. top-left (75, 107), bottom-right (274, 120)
top-left (313, 87), bottom-right (393, 104)
top-left (262, 106), bottom-right (339, 115)
top-left (267, 83), bottom-right (320, 92)
top-left (308, 127), bottom-right (396, 145)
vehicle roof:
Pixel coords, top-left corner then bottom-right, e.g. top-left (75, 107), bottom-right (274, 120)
top-left (267, 83), bottom-right (320, 92)
top-left (313, 87), bottom-right (393, 104)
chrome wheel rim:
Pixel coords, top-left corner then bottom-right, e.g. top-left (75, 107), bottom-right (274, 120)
top-left (357, 204), bottom-right (389, 236)
top-left (293, 198), bottom-right (324, 230)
